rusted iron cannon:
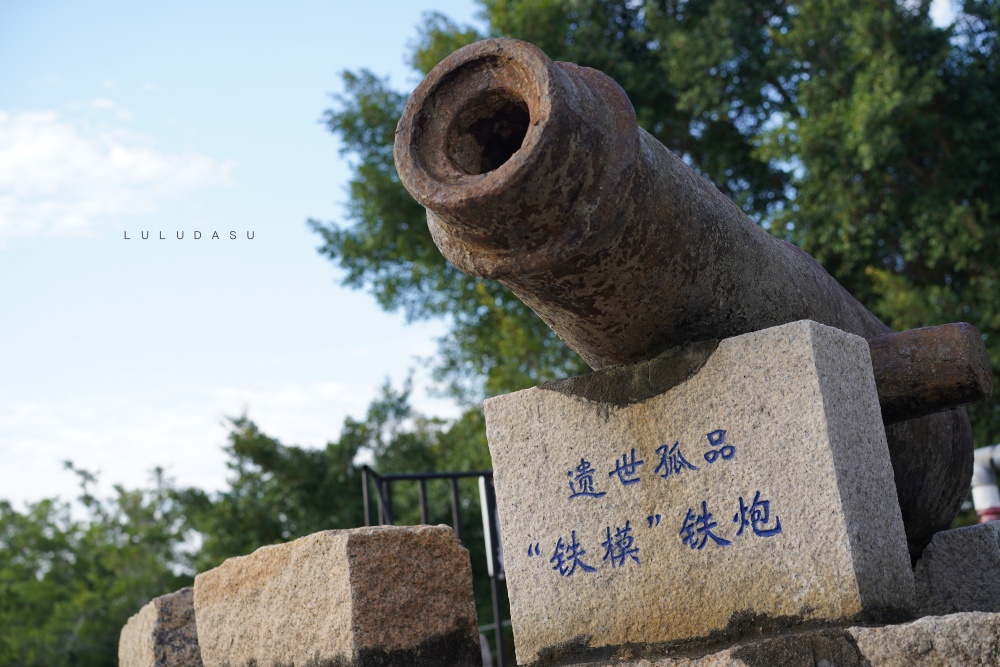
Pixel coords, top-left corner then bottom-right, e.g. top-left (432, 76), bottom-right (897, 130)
top-left (394, 38), bottom-right (992, 560)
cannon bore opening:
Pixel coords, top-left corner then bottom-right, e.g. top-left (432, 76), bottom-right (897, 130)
top-left (447, 88), bottom-right (530, 175)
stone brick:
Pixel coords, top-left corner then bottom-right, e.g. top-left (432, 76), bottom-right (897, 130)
top-left (483, 320), bottom-right (914, 665)
top-left (118, 587), bottom-right (202, 667)
top-left (193, 525), bottom-right (481, 667)
top-left (564, 612), bottom-right (1000, 666)
top-left (915, 522), bottom-right (1000, 616)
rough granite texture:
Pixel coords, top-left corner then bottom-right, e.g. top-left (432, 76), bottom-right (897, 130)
top-left (562, 612), bottom-right (1000, 666)
top-left (483, 320), bottom-right (914, 666)
top-left (119, 587), bottom-right (203, 667)
top-left (193, 525), bottom-right (481, 667)
top-left (914, 522), bottom-right (1000, 616)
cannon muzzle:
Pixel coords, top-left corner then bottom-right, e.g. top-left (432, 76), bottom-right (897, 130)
top-left (394, 38), bottom-right (991, 560)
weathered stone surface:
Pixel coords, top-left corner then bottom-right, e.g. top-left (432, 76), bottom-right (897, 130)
top-left (914, 522), bottom-right (1000, 616)
top-left (851, 612), bottom-right (1000, 666)
top-left (563, 612), bottom-right (1000, 666)
top-left (119, 587), bottom-right (203, 667)
top-left (193, 525), bottom-right (481, 667)
top-left (484, 320), bottom-right (914, 666)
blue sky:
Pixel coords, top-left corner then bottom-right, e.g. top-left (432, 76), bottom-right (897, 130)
top-left (0, 0), bottom-right (485, 505)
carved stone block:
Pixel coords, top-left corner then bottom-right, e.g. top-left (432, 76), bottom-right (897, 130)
top-left (484, 320), bottom-right (914, 665)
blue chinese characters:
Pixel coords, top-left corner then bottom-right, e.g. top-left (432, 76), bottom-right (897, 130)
top-left (550, 531), bottom-right (597, 576)
top-left (566, 430), bottom-right (735, 500)
top-left (609, 448), bottom-right (644, 485)
top-left (602, 521), bottom-right (641, 567)
top-left (703, 429), bottom-right (735, 463)
top-left (568, 458), bottom-right (607, 500)
top-left (539, 428), bottom-right (781, 576)
top-left (677, 492), bottom-right (782, 549)
top-left (679, 500), bottom-right (732, 549)
top-left (733, 490), bottom-right (783, 537)
top-left (655, 442), bottom-right (698, 478)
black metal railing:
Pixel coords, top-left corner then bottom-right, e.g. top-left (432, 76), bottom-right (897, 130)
top-left (360, 466), bottom-right (510, 666)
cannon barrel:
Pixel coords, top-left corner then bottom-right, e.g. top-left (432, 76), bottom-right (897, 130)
top-left (394, 38), bottom-right (990, 560)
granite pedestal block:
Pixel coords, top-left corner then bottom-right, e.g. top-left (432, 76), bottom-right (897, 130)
top-left (193, 525), bottom-right (481, 667)
top-left (118, 587), bottom-right (202, 667)
top-left (484, 320), bottom-right (914, 665)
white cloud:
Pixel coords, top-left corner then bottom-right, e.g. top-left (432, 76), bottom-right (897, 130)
top-left (0, 378), bottom-right (459, 508)
top-left (0, 110), bottom-right (235, 245)
top-left (205, 381), bottom-right (378, 448)
top-left (89, 97), bottom-right (134, 121)
top-left (0, 382), bottom-right (363, 507)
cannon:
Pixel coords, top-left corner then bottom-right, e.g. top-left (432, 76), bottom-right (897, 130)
top-left (393, 38), bottom-right (992, 560)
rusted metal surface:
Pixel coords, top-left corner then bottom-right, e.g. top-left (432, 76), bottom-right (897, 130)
top-left (394, 38), bottom-right (989, 560)
top-left (871, 323), bottom-right (993, 425)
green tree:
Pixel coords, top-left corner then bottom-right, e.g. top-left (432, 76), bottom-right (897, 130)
top-left (178, 385), bottom-right (501, 649)
top-left (177, 382), bottom-right (492, 568)
top-left (0, 465), bottom-right (191, 667)
top-left (0, 392), bottom-right (497, 666)
top-left (179, 413), bottom-right (367, 571)
top-left (764, 0), bottom-right (1000, 444)
top-left (311, 0), bottom-right (1000, 444)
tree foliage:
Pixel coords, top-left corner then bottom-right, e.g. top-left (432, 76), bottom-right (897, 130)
top-left (179, 413), bottom-right (366, 571)
top-left (757, 0), bottom-right (1000, 443)
top-left (178, 381), bottom-right (494, 570)
top-left (176, 384), bottom-right (501, 644)
top-left (313, 0), bottom-right (1000, 443)
top-left (0, 466), bottom-right (191, 667)
top-left (0, 386), bottom-right (499, 665)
